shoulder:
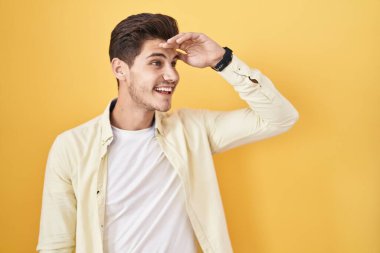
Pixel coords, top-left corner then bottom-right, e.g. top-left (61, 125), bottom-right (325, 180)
top-left (161, 108), bottom-right (205, 122)
top-left (51, 114), bottom-right (103, 157)
top-left (58, 115), bottom-right (102, 141)
top-left (158, 108), bottom-right (208, 133)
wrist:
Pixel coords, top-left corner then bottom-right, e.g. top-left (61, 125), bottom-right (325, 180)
top-left (211, 47), bottom-right (233, 72)
top-left (210, 47), bottom-right (226, 68)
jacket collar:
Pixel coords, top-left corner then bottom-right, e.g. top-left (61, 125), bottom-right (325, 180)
top-left (100, 98), bottom-right (164, 146)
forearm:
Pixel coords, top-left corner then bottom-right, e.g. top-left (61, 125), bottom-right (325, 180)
top-left (218, 55), bottom-right (299, 128)
top-left (205, 54), bottom-right (299, 153)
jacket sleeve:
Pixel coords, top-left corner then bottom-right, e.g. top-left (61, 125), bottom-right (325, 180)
top-left (204, 55), bottom-right (299, 154)
top-left (36, 135), bottom-right (76, 253)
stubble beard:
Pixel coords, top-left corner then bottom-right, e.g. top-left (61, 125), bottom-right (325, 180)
top-left (128, 81), bottom-right (171, 112)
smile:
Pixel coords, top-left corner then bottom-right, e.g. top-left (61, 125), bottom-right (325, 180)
top-left (154, 86), bottom-right (174, 95)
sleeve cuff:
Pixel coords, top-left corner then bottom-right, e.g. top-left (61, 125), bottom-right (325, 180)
top-left (217, 55), bottom-right (262, 88)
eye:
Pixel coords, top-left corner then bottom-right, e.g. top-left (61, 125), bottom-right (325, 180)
top-left (151, 60), bottom-right (162, 67)
top-left (171, 61), bottom-right (177, 67)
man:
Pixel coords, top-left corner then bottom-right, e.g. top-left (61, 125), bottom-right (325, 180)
top-left (37, 13), bottom-right (298, 253)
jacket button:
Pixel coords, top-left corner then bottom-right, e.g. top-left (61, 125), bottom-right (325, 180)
top-left (249, 77), bottom-right (259, 83)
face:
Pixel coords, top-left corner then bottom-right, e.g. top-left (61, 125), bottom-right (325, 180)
top-left (120, 39), bottom-right (180, 112)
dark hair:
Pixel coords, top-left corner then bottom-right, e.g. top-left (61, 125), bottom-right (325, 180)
top-left (109, 13), bottom-right (179, 66)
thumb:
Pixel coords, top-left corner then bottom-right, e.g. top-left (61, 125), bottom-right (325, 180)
top-left (177, 51), bottom-right (189, 64)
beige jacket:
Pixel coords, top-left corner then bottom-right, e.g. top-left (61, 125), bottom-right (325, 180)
top-left (37, 55), bottom-right (299, 253)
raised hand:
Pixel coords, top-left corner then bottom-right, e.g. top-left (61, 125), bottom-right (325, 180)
top-left (159, 32), bottom-right (225, 68)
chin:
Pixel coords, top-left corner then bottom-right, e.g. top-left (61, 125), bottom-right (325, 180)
top-left (155, 104), bottom-right (171, 112)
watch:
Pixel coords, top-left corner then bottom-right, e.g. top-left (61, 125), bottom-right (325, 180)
top-left (211, 47), bottom-right (233, 72)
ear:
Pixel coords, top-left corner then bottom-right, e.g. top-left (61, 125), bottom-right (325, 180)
top-left (111, 58), bottom-right (129, 81)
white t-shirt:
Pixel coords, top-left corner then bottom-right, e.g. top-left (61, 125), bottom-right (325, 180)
top-left (103, 125), bottom-right (197, 253)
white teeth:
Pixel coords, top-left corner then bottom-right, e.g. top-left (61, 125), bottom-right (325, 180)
top-left (155, 87), bottom-right (173, 92)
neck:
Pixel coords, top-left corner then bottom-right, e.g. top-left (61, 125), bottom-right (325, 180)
top-left (110, 98), bottom-right (155, 131)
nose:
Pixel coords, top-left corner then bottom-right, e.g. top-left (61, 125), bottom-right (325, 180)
top-left (163, 65), bottom-right (179, 84)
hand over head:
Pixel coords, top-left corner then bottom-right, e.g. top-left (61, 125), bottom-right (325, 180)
top-left (159, 32), bottom-right (225, 68)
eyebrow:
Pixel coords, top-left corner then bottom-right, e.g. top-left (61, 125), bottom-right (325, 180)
top-left (146, 52), bottom-right (179, 60)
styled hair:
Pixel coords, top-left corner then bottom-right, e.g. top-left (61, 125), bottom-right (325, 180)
top-left (109, 13), bottom-right (179, 67)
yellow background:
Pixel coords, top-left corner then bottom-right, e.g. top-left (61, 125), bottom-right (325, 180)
top-left (0, 0), bottom-right (379, 252)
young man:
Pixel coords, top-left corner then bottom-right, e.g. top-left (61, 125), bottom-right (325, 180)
top-left (37, 13), bottom-right (298, 253)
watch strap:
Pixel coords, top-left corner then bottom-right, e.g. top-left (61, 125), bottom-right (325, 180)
top-left (212, 47), bottom-right (233, 72)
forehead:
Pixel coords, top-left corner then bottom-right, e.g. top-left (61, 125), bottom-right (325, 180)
top-left (139, 39), bottom-right (178, 58)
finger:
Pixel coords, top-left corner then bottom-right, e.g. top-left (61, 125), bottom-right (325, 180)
top-left (166, 32), bottom-right (186, 43)
top-left (172, 33), bottom-right (194, 44)
top-left (158, 42), bottom-right (179, 49)
top-left (163, 32), bottom-right (202, 49)
top-left (176, 51), bottom-right (189, 64)
top-left (178, 40), bottom-right (193, 51)
top-left (176, 33), bottom-right (201, 44)
top-left (168, 32), bottom-right (200, 45)
top-left (160, 33), bottom-right (193, 49)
